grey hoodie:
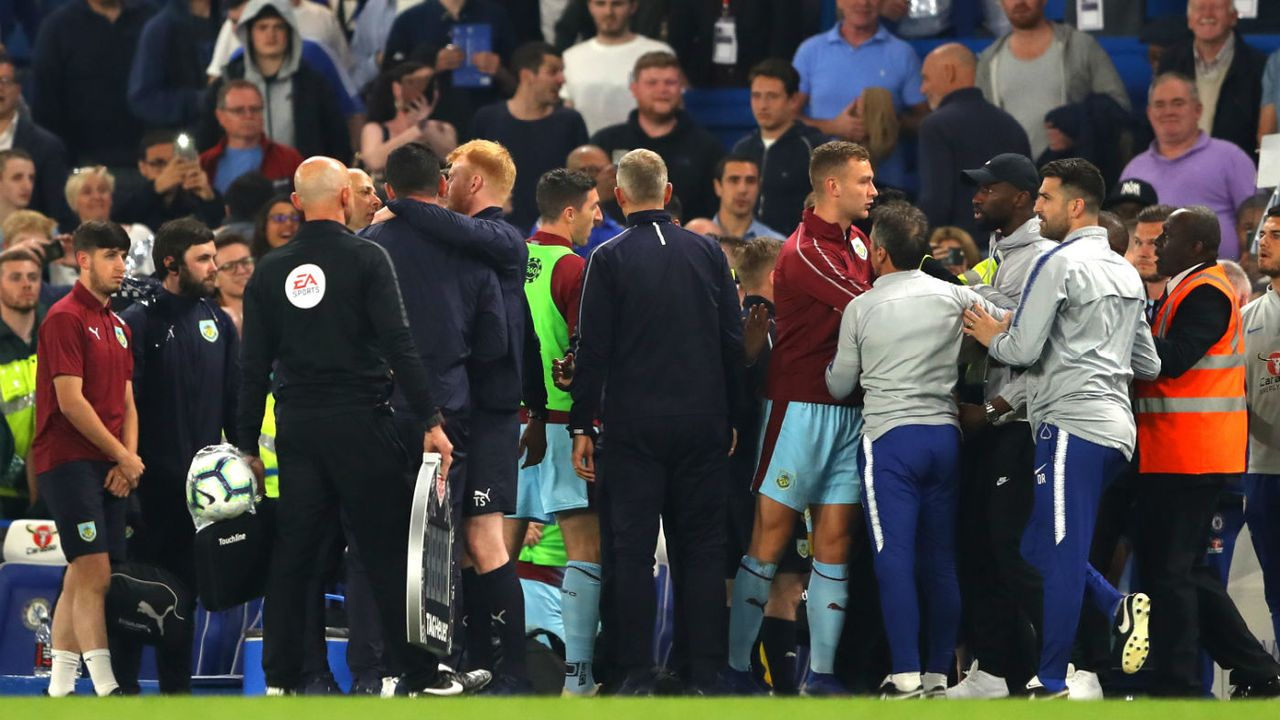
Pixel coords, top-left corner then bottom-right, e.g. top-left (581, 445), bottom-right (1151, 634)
top-left (235, 0), bottom-right (304, 150)
top-left (976, 22), bottom-right (1131, 115)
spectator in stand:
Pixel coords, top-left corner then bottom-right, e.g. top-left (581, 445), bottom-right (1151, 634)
top-left (561, 0), bottom-right (674, 136)
top-left (128, 0), bottom-right (222, 129)
top-left (917, 43), bottom-right (1029, 240)
top-left (0, 150), bottom-right (34, 233)
top-left (345, 168), bottom-right (381, 231)
top-left (733, 59), bottom-right (826, 236)
top-left (208, 0), bottom-right (351, 80)
top-left (62, 168), bottom-right (155, 284)
top-left (928, 226), bottom-right (980, 276)
top-left (975, 0), bottom-right (1130, 161)
top-left (1157, 0), bottom-right (1265, 160)
top-left (359, 62), bottom-right (458, 175)
top-left (213, 233), bottom-right (252, 335)
top-left (30, 0), bottom-right (154, 167)
top-left (566, 144), bottom-right (625, 257)
top-left (198, 0), bottom-right (351, 162)
top-left (1259, 49), bottom-right (1280, 147)
top-left (1, 211), bottom-right (74, 307)
top-left (591, 52), bottom-right (724, 221)
top-left (217, 171), bottom-right (275, 236)
top-left (473, 42), bottom-right (588, 232)
top-left (712, 155), bottom-right (779, 241)
top-left (0, 53), bottom-right (72, 227)
top-left (1101, 177), bottom-right (1160, 224)
top-left (382, 0), bottom-right (518, 139)
top-left (114, 131), bottom-right (223, 231)
top-left (792, 0), bottom-right (929, 192)
top-left (1119, 73), bottom-right (1256, 259)
top-left (347, 0), bottom-right (396, 89)
top-left (200, 80), bottom-right (305, 195)
top-left (249, 193), bottom-right (298, 259)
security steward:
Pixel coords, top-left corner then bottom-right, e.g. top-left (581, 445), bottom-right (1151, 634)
top-left (1135, 205), bottom-right (1280, 696)
top-left (0, 248), bottom-right (43, 519)
top-left (236, 157), bottom-right (457, 696)
top-left (570, 149), bottom-right (744, 694)
top-left (113, 218), bottom-right (239, 693)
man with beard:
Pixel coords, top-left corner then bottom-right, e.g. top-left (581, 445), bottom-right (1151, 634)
top-left (964, 158), bottom-right (1160, 697)
top-left (0, 248), bottom-right (44, 519)
top-left (114, 218), bottom-right (239, 693)
top-left (949, 153), bottom-right (1055, 698)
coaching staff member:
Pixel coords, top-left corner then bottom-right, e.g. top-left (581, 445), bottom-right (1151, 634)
top-left (570, 148), bottom-right (744, 694)
top-left (34, 220), bottom-right (142, 697)
top-left (1135, 206), bottom-right (1280, 696)
top-left (236, 157), bottom-right (457, 696)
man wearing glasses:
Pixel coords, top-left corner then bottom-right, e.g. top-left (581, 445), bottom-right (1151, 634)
top-left (199, 80), bottom-right (304, 195)
top-left (115, 130), bottom-right (223, 230)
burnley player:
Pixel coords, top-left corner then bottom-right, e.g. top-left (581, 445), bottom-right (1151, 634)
top-left (726, 141), bottom-right (877, 695)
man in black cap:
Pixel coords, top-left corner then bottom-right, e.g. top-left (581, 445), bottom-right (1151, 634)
top-left (950, 152), bottom-right (1058, 698)
top-left (1102, 178), bottom-right (1159, 224)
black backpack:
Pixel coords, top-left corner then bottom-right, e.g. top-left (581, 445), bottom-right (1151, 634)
top-left (105, 562), bottom-right (195, 647)
top-left (193, 511), bottom-right (272, 611)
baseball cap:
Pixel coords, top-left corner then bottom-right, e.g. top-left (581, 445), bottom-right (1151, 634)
top-left (1102, 178), bottom-right (1158, 211)
top-left (961, 153), bottom-right (1041, 193)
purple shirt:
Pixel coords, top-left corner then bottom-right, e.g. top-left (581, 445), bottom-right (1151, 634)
top-left (1119, 133), bottom-right (1256, 259)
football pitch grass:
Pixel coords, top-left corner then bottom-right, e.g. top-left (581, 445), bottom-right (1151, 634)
top-left (5, 696), bottom-right (1279, 719)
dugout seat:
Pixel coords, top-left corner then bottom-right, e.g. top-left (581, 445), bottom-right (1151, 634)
top-left (0, 519), bottom-right (67, 675)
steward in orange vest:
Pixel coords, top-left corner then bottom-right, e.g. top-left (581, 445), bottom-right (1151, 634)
top-left (1132, 206), bottom-right (1280, 697)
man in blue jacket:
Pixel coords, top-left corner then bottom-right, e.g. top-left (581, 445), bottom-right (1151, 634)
top-left (115, 217), bottom-right (239, 693)
top-left (128, 0), bottom-right (222, 128)
top-left (382, 139), bottom-right (542, 692)
top-left (570, 148), bottom-right (744, 694)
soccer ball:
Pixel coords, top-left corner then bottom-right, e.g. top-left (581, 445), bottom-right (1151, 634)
top-left (187, 445), bottom-right (256, 524)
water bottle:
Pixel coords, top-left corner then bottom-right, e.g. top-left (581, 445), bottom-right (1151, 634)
top-left (32, 604), bottom-right (52, 677)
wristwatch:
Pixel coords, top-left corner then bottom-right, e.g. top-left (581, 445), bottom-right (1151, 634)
top-left (983, 401), bottom-right (1002, 425)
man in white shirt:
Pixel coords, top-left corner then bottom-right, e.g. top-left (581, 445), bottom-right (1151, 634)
top-left (561, 0), bottom-right (673, 135)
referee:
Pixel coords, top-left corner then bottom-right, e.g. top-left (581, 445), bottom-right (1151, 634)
top-left (570, 149), bottom-right (744, 694)
top-left (236, 157), bottom-right (457, 696)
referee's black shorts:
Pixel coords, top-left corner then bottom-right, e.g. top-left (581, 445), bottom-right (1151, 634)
top-left (38, 460), bottom-right (127, 562)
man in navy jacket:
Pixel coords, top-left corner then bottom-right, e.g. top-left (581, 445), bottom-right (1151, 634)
top-left (569, 148), bottom-right (744, 694)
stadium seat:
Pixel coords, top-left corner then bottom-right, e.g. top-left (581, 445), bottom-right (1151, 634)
top-left (0, 519), bottom-right (67, 676)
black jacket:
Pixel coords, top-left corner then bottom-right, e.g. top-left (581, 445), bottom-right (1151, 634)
top-left (382, 200), bottom-right (544, 414)
top-left (198, 55), bottom-right (351, 161)
top-left (591, 110), bottom-right (725, 221)
top-left (12, 113), bottom-right (74, 227)
top-left (570, 209), bottom-right (744, 433)
top-left (112, 182), bottom-right (224, 231)
top-left (732, 122), bottom-right (827, 236)
top-left (360, 202), bottom-right (509, 417)
top-left (1153, 262), bottom-right (1233, 379)
top-left (121, 286), bottom-right (239, 482)
top-left (127, 0), bottom-right (222, 128)
top-left (1158, 34), bottom-right (1266, 160)
top-left (235, 220), bottom-right (440, 453)
top-left (30, 0), bottom-right (154, 166)
top-left (916, 87), bottom-right (1031, 240)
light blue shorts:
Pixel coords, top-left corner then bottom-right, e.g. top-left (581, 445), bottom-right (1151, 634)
top-left (512, 423), bottom-right (590, 522)
top-left (752, 400), bottom-right (864, 511)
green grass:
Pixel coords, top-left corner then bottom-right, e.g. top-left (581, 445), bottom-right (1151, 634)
top-left (4, 697), bottom-right (1278, 719)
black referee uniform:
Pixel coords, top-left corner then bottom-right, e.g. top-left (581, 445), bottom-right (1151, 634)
top-left (236, 219), bottom-right (444, 691)
top-left (570, 208), bottom-right (744, 691)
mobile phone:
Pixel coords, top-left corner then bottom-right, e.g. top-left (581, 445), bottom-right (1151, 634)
top-left (946, 248), bottom-right (965, 267)
top-left (175, 133), bottom-right (198, 162)
top-left (42, 239), bottom-right (65, 264)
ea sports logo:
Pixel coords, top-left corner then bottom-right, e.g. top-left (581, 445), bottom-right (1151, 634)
top-left (285, 264), bottom-right (326, 309)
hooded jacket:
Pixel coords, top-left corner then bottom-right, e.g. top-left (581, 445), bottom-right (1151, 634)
top-left (976, 23), bottom-right (1131, 116)
top-left (128, 0), bottom-right (222, 128)
top-left (590, 109), bottom-right (725, 221)
top-left (197, 0), bottom-right (351, 161)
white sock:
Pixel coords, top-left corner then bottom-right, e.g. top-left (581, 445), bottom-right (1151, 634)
top-left (891, 671), bottom-right (922, 691)
top-left (48, 649), bottom-right (80, 697)
top-left (82, 648), bottom-right (119, 696)
top-left (923, 672), bottom-right (948, 690)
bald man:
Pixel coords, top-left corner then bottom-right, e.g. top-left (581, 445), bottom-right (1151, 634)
top-left (567, 144), bottom-right (626, 257)
top-left (917, 43), bottom-right (1031, 243)
top-left (236, 157), bottom-right (481, 696)
top-left (347, 168), bottom-right (383, 231)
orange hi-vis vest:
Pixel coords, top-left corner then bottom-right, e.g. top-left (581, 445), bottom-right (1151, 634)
top-left (1135, 264), bottom-right (1247, 475)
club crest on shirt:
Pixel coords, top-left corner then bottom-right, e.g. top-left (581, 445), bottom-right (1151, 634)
top-left (776, 471), bottom-right (792, 490)
top-left (199, 319), bottom-right (219, 343)
top-left (114, 326), bottom-right (128, 348)
top-left (851, 236), bottom-right (868, 261)
top-left (77, 521), bottom-right (97, 542)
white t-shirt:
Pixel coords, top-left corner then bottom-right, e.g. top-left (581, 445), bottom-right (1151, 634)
top-left (561, 35), bottom-right (675, 136)
top-left (207, 2), bottom-right (352, 77)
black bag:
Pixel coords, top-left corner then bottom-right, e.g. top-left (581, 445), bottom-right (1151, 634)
top-left (105, 562), bottom-right (195, 646)
top-left (193, 511), bottom-right (271, 611)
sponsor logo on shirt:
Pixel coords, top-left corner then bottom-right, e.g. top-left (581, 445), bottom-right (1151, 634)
top-left (526, 257), bottom-right (543, 284)
top-left (87, 326), bottom-right (101, 340)
top-left (285, 264), bottom-right (326, 309)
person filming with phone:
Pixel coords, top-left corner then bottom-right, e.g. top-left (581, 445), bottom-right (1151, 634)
top-left (114, 131), bottom-right (223, 231)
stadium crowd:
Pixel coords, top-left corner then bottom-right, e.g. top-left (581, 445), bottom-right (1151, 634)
top-left (0, 0), bottom-right (1279, 702)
